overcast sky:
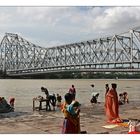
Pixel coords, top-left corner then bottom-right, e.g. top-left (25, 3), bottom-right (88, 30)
top-left (0, 7), bottom-right (140, 48)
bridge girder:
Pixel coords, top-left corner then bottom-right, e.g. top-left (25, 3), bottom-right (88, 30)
top-left (1, 29), bottom-right (140, 76)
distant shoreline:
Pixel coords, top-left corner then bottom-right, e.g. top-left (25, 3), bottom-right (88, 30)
top-left (1, 71), bottom-right (140, 79)
top-left (1, 77), bottom-right (140, 80)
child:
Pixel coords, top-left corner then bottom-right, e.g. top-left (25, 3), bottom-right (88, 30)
top-left (67, 100), bottom-right (81, 116)
top-left (56, 94), bottom-right (62, 108)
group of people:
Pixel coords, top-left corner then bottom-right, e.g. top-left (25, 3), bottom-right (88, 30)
top-left (0, 83), bottom-right (132, 134)
top-left (40, 84), bottom-right (77, 112)
top-left (40, 86), bottom-right (62, 111)
top-left (118, 92), bottom-right (129, 105)
top-left (40, 83), bottom-right (129, 134)
top-left (40, 84), bottom-right (79, 134)
top-left (58, 83), bottom-right (129, 133)
top-left (90, 83), bottom-right (129, 124)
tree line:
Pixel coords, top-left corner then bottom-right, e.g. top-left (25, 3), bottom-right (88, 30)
top-left (1, 71), bottom-right (140, 79)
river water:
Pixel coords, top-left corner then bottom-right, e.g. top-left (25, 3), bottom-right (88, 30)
top-left (0, 79), bottom-right (140, 112)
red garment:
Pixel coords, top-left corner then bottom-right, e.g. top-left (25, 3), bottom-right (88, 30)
top-left (105, 88), bottom-right (120, 122)
top-left (62, 118), bottom-right (78, 134)
top-left (61, 102), bottom-right (80, 134)
top-left (128, 131), bottom-right (140, 134)
top-left (9, 98), bottom-right (15, 107)
top-left (69, 87), bottom-right (76, 94)
top-left (69, 87), bottom-right (76, 100)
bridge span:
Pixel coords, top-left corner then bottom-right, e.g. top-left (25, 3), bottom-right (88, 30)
top-left (1, 28), bottom-right (140, 77)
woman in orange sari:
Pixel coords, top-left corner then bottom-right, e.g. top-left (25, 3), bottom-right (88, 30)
top-left (105, 83), bottom-right (122, 123)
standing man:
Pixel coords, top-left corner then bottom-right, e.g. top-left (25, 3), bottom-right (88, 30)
top-left (41, 87), bottom-right (51, 111)
top-left (105, 83), bottom-right (122, 123)
top-left (69, 85), bottom-right (76, 100)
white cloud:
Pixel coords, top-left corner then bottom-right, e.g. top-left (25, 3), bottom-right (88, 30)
top-left (0, 7), bottom-right (140, 47)
top-left (0, 13), bottom-right (11, 23)
top-left (90, 7), bottom-right (140, 34)
top-left (16, 7), bottom-right (79, 26)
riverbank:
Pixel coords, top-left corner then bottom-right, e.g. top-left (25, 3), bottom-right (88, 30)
top-left (0, 101), bottom-right (140, 134)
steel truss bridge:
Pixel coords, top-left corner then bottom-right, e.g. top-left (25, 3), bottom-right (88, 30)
top-left (1, 28), bottom-right (140, 77)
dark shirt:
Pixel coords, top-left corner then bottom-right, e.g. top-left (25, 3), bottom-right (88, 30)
top-left (49, 95), bottom-right (56, 106)
top-left (49, 95), bottom-right (56, 102)
top-left (44, 89), bottom-right (49, 96)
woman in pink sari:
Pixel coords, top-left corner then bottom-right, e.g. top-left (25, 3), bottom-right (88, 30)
top-left (105, 83), bottom-right (122, 123)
